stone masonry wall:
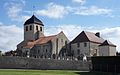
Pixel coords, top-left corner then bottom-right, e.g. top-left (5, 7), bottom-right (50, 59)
top-left (0, 56), bottom-right (90, 71)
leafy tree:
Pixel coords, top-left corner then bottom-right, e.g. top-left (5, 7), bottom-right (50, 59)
top-left (116, 51), bottom-right (120, 56)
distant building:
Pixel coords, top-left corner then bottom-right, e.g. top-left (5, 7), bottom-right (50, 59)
top-left (70, 31), bottom-right (116, 58)
top-left (17, 15), bottom-right (70, 59)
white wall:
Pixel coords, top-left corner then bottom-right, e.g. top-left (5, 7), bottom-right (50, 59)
top-left (109, 46), bottom-right (116, 56)
top-left (99, 46), bottom-right (109, 56)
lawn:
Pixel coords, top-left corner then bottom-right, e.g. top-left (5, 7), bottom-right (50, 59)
top-left (0, 69), bottom-right (114, 75)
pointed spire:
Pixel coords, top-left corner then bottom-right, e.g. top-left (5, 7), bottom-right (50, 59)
top-left (24, 15), bottom-right (44, 26)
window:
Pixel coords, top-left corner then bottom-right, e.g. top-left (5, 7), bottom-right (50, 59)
top-left (36, 26), bottom-right (38, 30)
top-left (61, 39), bottom-right (63, 42)
top-left (26, 26), bottom-right (28, 31)
top-left (46, 49), bottom-right (47, 53)
top-left (77, 43), bottom-right (80, 47)
top-left (84, 42), bottom-right (87, 47)
top-left (77, 49), bottom-right (80, 55)
top-left (72, 50), bottom-right (74, 56)
top-left (30, 25), bottom-right (32, 30)
top-left (40, 27), bottom-right (42, 31)
top-left (65, 41), bottom-right (67, 46)
top-left (38, 50), bottom-right (40, 53)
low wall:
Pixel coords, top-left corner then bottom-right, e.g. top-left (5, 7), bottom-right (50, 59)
top-left (0, 56), bottom-right (90, 70)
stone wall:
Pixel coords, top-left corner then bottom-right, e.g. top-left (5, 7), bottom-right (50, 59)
top-left (0, 56), bottom-right (90, 70)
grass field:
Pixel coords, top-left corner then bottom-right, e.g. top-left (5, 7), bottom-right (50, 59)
top-left (0, 69), bottom-right (114, 75)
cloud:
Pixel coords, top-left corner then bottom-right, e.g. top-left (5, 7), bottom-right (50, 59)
top-left (74, 6), bottom-right (112, 16)
top-left (72, 0), bottom-right (86, 5)
top-left (0, 22), bottom-right (3, 25)
top-left (45, 25), bottom-right (83, 40)
top-left (7, 4), bottom-right (22, 20)
top-left (35, 3), bottom-right (69, 19)
top-left (4, 0), bottom-right (30, 22)
top-left (0, 25), bottom-right (23, 52)
top-left (35, 3), bottom-right (112, 18)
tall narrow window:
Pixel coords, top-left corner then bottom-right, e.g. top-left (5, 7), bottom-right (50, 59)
top-left (30, 25), bottom-right (32, 30)
top-left (36, 26), bottom-right (38, 31)
top-left (77, 49), bottom-right (80, 55)
top-left (77, 43), bottom-right (80, 47)
top-left (84, 42), bottom-right (87, 47)
top-left (40, 27), bottom-right (42, 31)
top-left (65, 41), bottom-right (67, 45)
top-left (26, 26), bottom-right (28, 31)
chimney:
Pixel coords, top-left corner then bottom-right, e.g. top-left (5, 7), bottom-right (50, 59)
top-left (95, 32), bottom-right (100, 37)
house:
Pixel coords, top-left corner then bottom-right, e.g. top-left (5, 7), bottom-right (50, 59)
top-left (70, 31), bottom-right (116, 59)
top-left (17, 15), bottom-right (70, 59)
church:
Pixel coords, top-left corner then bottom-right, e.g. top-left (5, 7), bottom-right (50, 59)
top-left (17, 15), bottom-right (70, 59)
top-left (16, 15), bottom-right (116, 60)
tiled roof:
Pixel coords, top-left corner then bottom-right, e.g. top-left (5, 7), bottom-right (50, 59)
top-left (84, 31), bottom-right (104, 43)
top-left (99, 40), bottom-right (116, 47)
top-left (23, 45), bottom-right (34, 49)
top-left (71, 31), bottom-right (105, 44)
top-left (35, 35), bottom-right (57, 45)
top-left (24, 15), bottom-right (44, 26)
top-left (22, 35), bottom-right (57, 48)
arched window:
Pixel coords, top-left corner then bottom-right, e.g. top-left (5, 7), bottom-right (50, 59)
top-left (40, 27), bottom-right (42, 31)
top-left (30, 25), bottom-right (32, 30)
top-left (36, 26), bottom-right (38, 31)
top-left (26, 26), bottom-right (28, 31)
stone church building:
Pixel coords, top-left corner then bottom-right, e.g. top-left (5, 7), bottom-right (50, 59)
top-left (17, 15), bottom-right (116, 60)
top-left (17, 15), bottom-right (70, 59)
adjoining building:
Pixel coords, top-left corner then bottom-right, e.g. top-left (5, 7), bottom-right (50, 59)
top-left (70, 31), bottom-right (116, 59)
top-left (17, 15), bottom-right (70, 59)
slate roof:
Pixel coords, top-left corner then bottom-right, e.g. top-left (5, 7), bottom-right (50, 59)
top-left (99, 40), bottom-right (116, 47)
top-left (24, 15), bottom-right (44, 26)
top-left (71, 31), bottom-right (105, 44)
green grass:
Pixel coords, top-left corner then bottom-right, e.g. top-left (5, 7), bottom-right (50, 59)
top-left (0, 69), bottom-right (115, 75)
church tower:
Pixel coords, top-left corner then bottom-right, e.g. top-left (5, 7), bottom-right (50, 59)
top-left (24, 15), bottom-right (44, 41)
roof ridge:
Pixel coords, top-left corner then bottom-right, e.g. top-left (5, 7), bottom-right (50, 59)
top-left (99, 40), bottom-right (116, 47)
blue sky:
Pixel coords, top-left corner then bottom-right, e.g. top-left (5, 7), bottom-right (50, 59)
top-left (0, 0), bottom-right (120, 52)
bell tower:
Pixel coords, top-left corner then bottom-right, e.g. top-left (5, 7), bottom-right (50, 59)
top-left (24, 15), bottom-right (44, 41)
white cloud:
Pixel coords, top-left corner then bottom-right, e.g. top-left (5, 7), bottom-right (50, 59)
top-left (45, 25), bottom-right (83, 40)
top-left (4, 0), bottom-right (30, 22)
top-left (7, 4), bottom-right (22, 20)
top-left (0, 22), bottom-right (3, 25)
top-left (72, 0), bottom-right (86, 5)
top-left (0, 25), bottom-right (23, 52)
top-left (35, 3), bottom-right (69, 19)
top-left (74, 6), bottom-right (112, 16)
